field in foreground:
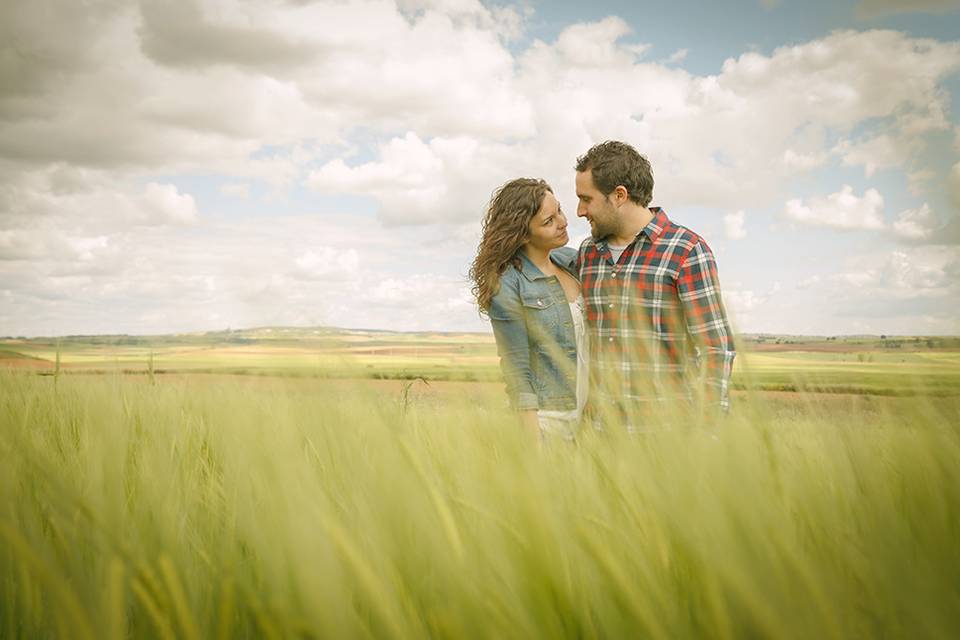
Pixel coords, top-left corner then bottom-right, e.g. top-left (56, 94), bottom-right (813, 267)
top-left (1, 372), bottom-right (959, 638)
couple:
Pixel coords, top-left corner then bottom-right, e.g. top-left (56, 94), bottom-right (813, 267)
top-left (470, 141), bottom-right (737, 441)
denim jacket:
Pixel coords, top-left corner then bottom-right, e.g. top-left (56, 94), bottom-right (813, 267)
top-left (488, 246), bottom-right (579, 411)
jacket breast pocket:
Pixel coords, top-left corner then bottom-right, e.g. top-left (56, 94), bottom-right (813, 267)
top-left (521, 293), bottom-right (566, 349)
top-left (521, 293), bottom-right (559, 319)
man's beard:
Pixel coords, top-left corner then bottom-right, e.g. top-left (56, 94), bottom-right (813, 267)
top-left (590, 206), bottom-right (619, 240)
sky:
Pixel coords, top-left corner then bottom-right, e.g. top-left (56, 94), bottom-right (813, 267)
top-left (1, 0), bottom-right (959, 338)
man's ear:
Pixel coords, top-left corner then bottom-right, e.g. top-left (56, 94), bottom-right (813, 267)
top-left (613, 185), bottom-right (629, 205)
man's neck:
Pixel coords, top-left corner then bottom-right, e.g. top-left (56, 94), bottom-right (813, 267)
top-left (609, 204), bottom-right (655, 246)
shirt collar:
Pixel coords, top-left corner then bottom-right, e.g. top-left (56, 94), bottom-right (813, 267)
top-left (642, 207), bottom-right (669, 243)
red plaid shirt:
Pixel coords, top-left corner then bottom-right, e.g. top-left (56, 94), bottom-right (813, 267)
top-left (578, 208), bottom-right (736, 424)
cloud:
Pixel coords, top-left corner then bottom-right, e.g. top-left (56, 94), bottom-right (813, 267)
top-left (3, 5), bottom-right (957, 220)
top-left (142, 182), bottom-right (198, 225)
top-left (781, 247), bottom-right (960, 333)
top-left (785, 186), bottom-right (885, 231)
top-left (293, 247), bottom-right (360, 280)
top-left (723, 210), bottom-right (747, 239)
top-left (665, 49), bottom-right (688, 64)
top-left (835, 134), bottom-right (920, 177)
top-left (307, 132), bottom-right (521, 224)
top-left (137, 0), bottom-right (320, 70)
top-left (722, 281), bottom-right (782, 330)
top-left (309, 27), bottom-right (960, 220)
top-left (0, 0), bottom-right (534, 174)
top-left (0, 212), bottom-right (486, 335)
top-left (806, 247), bottom-right (958, 300)
top-left (950, 162), bottom-right (960, 210)
top-left (892, 204), bottom-right (936, 240)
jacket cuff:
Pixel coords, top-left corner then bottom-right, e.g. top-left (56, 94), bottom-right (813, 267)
top-left (514, 392), bottom-right (539, 412)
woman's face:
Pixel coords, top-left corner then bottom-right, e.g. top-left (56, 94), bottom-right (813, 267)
top-left (524, 191), bottom-right (568, 252)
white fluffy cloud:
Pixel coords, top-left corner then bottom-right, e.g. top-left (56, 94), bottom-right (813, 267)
top-left (305, 27), bottom-right (960, 220)
top-left (893, 204), bottom-right (936, 240)
top-left (722, 281), bottom-right (782, 331)
top-left (785, 186), bottom-right (886, 231)
top-left (723, 210), bottom-right (747, 239)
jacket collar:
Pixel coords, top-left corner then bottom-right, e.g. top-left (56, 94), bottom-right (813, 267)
top-left (517, 249), bottom-right (577, 282)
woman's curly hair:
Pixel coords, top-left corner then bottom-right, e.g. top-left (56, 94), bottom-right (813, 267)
top-left (469, 178), bottom-right (552, 314)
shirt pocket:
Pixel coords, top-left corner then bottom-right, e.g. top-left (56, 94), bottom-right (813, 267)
top-left (628, 270), bottom-right (678, 308)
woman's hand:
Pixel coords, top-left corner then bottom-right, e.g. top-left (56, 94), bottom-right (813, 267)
top-left (519, 410), bottom-right (541, 446)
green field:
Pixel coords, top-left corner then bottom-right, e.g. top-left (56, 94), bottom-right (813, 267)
top-left (1, 371), bottom-right (958, 638)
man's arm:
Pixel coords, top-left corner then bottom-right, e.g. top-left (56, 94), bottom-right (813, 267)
top-left (676, 240), bottom-right (736, 414)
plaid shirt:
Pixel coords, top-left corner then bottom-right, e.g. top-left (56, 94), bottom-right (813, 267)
top-left (578, 208), bottom-right (735, 424)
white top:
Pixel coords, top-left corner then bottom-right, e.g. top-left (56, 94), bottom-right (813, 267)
top-left (537, 295), bottom-right (589, 439)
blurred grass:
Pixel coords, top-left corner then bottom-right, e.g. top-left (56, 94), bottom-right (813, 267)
top-left (1, 370), bottom-right (959, 638)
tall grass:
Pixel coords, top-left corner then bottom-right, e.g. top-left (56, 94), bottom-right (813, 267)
top-left (1, 371), bottom-right (958, 638)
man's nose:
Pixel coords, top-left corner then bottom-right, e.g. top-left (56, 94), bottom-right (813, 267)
top-left (577, 203), bottom-right (587, 218)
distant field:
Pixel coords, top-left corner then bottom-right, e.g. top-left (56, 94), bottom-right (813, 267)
top-left (2, 327), bottom-right (959, 395)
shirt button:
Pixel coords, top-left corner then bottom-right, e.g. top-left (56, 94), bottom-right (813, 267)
top-left (537, 299), bottom-right (543, 306)
top-left (608, 337), bottom-right (614, 342)
top-left (610, 273), bottom-right (617, 278)
top-left (608, 303), bottom-right (614, 308)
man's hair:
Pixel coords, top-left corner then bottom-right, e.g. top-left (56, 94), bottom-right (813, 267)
top-left (575, 140), bottom-right (654, 207)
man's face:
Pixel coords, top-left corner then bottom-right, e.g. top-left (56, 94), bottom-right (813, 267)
top-left (525, 191), bottom-right (569, 252)
top-left (576, 170), bottom-right (618, 240)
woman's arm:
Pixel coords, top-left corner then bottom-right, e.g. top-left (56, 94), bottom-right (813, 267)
top-left (489, 273), bottom-right (539, 413)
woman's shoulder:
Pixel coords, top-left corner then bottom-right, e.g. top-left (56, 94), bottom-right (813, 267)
top-left (493, 263), bottom-right (522, 294)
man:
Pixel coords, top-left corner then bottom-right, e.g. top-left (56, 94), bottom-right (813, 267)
top-left (575, 140), bottom-right (736, 431)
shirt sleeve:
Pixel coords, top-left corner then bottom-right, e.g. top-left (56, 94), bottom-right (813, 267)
top-left (676, 240), bottom-right (736, 413)
top-left (488, 275), bottom-right (539, 411)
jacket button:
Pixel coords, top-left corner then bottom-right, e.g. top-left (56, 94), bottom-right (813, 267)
top-left (537, 299), bottom-right (543, 306)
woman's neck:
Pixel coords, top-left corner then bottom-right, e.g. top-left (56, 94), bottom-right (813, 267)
top-left (523, 244), bottom-right (552, 272)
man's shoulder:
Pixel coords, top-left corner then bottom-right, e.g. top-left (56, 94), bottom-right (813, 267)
top-left (577, 235), bottom-right (600, 254)
top-left (657, 216), bottom-right (712, 255)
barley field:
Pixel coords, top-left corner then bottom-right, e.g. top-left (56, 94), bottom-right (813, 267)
top-left (2, 366), bottom-right (959, 639)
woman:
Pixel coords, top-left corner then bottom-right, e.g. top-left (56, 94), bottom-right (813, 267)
top-left (469, 178), bottom-right (588, 442)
